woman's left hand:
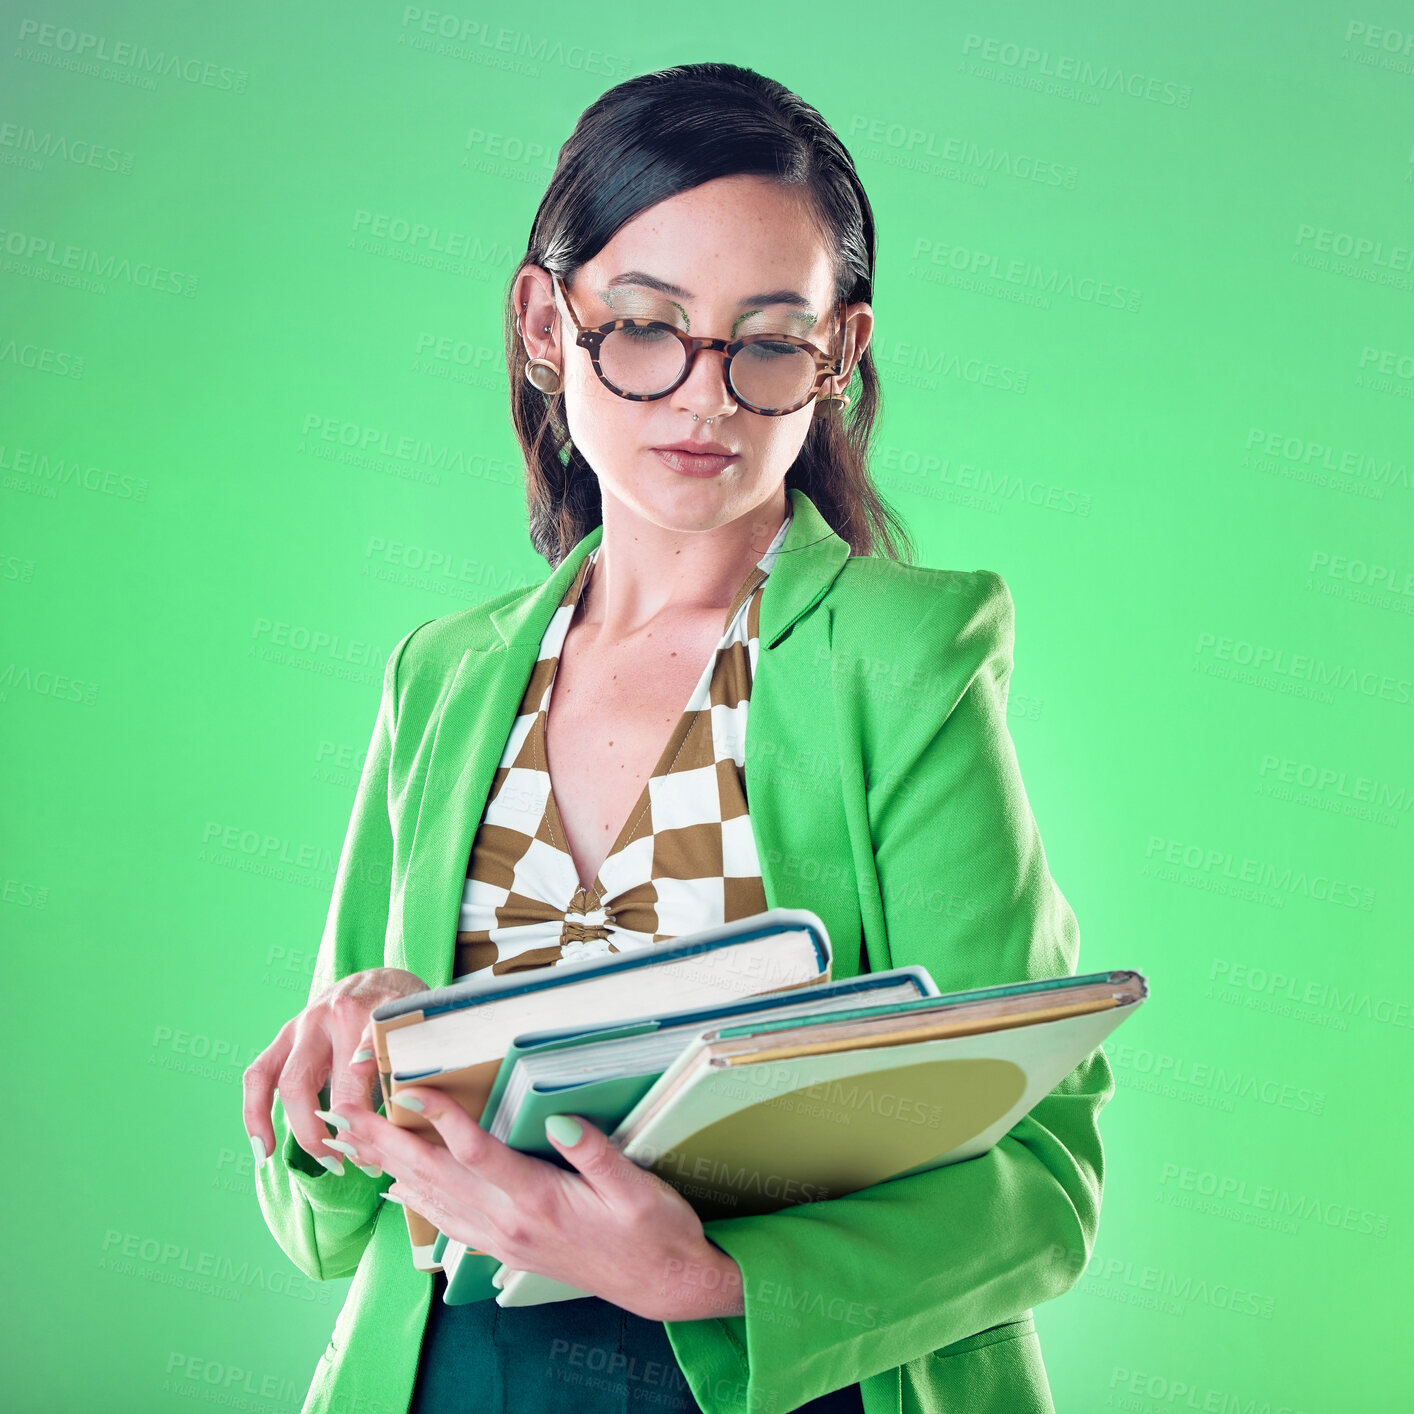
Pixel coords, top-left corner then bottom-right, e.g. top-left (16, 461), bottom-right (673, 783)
top-left (318, 1081), bottom-right (745, 1322)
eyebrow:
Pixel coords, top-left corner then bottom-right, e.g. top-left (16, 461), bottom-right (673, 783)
top-left (607, 270), bottom-right (818, 312)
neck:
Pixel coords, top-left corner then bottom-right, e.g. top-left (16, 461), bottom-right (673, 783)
top-left (582, 484), bottom-right (791, 643)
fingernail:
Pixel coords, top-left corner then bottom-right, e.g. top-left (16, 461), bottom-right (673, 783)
top-left (250, 1134), bottom-right (269, 1167)
top-left (379, 1188), bottom-right (405, 1204)
top-left (316, 1154), bottom-right (345, 1176)
top-left (545, 1114), bottom-right (582, 1147)
top-left (324, 1138), bottom-right (362, 1161)
top-left (390, 1093), bottom-right (424, 1112)
top-left (351, 1047), bottom-right (373, 1064)
top-left (356, 1162), bottom-right (384, 1178)
top-left (315, 1108), bottom-right (351, 1130)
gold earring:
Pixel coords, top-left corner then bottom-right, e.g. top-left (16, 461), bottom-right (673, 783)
top-left (525, 358), bottom-right (562, 395)
top-left (814, 389), bottom-right (851, 416)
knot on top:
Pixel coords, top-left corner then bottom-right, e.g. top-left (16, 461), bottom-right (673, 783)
top-left (558, 929), bottom-right (617, 964)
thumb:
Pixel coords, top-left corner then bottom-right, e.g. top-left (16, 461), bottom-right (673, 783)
top-left (543, 1113), bottom-right (635, 1194)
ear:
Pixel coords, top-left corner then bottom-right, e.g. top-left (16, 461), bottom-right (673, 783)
top-left (513, 263), bottom-right (560, 364)
top-left (838, 300), bottom-right (874, 385)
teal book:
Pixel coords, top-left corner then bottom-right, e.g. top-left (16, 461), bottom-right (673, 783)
top-left (438, 964), bottom-right (940, 1304)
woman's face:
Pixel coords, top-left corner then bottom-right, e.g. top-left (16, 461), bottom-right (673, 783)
top-left (516, 174), bottom-right (872, 536)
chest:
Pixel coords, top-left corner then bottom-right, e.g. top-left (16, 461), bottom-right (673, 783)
top-left (542, 608), bottom-right (727, 864)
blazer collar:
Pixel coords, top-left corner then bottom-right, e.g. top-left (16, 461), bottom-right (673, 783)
top-left (488, 485), bottom-right (852, 653)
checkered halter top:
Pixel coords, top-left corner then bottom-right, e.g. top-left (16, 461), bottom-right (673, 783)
top-left (452, 505), bottom-right (794, 979)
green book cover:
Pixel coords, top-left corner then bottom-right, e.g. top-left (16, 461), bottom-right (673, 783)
top-left (439, 1027), bottom-right (674, 1303)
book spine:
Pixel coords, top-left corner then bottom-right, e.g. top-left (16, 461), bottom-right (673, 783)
top-left (405, 1207), bottom-right (443, 1268)
top-left (372, 1010), bottom-right (445, 1269)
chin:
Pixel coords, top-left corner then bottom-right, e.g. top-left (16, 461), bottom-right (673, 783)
top-left (635, 480), bottom-right (747, 533)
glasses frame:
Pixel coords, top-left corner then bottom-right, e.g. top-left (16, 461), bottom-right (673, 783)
top-left (550, 271), bottom-right (847, 417)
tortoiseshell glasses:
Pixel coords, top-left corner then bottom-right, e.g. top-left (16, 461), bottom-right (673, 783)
top-left (551, 271), bottom-right (846, 417)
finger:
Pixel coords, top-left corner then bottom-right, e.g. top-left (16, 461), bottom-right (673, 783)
top-left (320, 1131), bottom-right (385, 1179)
top-left (313, 1084), bottom-right (389, 1179)
top-left (543, 1113), bottom-right (641, 1198)
top-left (402, 1087), bottom-right (550, 1196)
top-left (241, 1017), bottom-right (295, 1168)
top-left (383, 1181), bottom-right (496, 1255)
top-left (277, 1027), bottom-right (347, 1175)
top-left (324, 1014), bottom-right (381, 1119)
top-left (315, 1048), bottom-right (387, 1177)
top-left (343, 1019), bottom-right (383, 1107)
top-left (314, 1098), bottom-right (426, 1184)
top-left (343, 1087), bottom-right (537, 1205)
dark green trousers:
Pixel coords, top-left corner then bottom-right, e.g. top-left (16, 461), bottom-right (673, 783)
top-left (408, 1267), bottom-right (866, 1414)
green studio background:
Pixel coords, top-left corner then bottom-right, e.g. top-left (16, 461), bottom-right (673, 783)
top-left (4, 3), bottom-right (1410, 1411)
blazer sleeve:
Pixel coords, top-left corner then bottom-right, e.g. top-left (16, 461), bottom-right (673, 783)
top-left (663, 571), bottom-right (1114, 1411)
top-left (252, 620), bottom-right (429, 1283)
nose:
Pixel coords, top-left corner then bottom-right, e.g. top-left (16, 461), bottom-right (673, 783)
top-left (672, 343), bottom-right (737, 422)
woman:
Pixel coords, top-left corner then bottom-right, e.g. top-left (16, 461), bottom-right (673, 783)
top-left (243, 62), bottom-right (1112, 1414)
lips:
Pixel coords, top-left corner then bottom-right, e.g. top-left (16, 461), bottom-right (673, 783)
top-left (652, 447), bottom-right (738, 477)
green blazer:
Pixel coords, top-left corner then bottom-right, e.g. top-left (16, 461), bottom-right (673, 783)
top-left (253, 486), bottom-right (1113, 1414)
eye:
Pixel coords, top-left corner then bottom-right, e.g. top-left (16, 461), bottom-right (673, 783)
top-left (620, 322), bottom-right (676, 343)
top-left (738, 339), bottom-right (801, 360)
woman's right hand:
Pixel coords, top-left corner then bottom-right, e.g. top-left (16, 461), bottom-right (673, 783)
top-left (242, 967), bottom-right (431, 1173)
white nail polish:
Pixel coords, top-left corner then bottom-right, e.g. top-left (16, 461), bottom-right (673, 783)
top-left (317, 1154), bottom-right (345, 1176)
top-left (250, 1134), bottom-right (269, 1167)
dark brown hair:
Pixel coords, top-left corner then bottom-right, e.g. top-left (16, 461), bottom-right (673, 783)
top-left (502, 61), bottom-right (915, 567)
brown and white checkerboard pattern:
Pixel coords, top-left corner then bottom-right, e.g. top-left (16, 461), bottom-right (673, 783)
top-left (452, 506), bottom-right (794, 978)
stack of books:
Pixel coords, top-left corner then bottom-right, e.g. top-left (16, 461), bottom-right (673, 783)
top-left (368, 908), bottom-right (1146, 1307)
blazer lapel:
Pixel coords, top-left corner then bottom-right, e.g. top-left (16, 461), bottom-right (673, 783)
top-left (744, 492), bottom-right (863, 980)
top-left (396, 487), bottom-right (860, 992)
top-left (394, 522), bottom-right (601, 988)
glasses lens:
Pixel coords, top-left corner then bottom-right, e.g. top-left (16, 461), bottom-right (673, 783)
top-left (728, 339), bottom-right (818, 413)
top-left (600, 325), bottom-right (686, 398)
top-left (598, 326), bottom-right (817, 412)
